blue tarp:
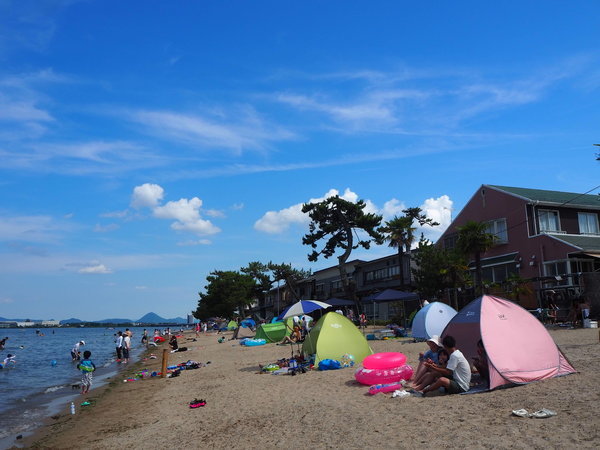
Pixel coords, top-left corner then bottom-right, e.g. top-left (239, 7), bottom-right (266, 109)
top-left (324, 297), bottom-right (355, 306)
top-left (362, 289), bottom-right (419, 303)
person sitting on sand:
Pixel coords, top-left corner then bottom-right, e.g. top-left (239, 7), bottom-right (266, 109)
top-left (409, 335), bottom-right (443, 385)
top-left (277, 326), bottom-right (302, 345)
top-left (169, 335), bottom-right (179, 351)
top-left (419, 335), bottom-right (471, 396)
top-left (471, 339), bottom-right (489, 386)
top-left (411, 349), bottom-right (449, 392)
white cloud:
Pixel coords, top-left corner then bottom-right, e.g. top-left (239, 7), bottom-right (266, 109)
top-left (93, 223), bottom-right (119, 233)
top-left (381, 198), bottom-right (406, 219)
top-left (177, 239), bottom-right (212, 246)
top-left (100, 210), bottom-right (129, 219)
top-left (0, 297), bottom-right (14, 304)
top-left (231, 203), bottom-right (244, 210)
top-left (131, 183), bottom-right (164, 209)
top-left (78, 263), bottom-right (112, 274)
top-left (205, 209), bottom-right (226, 218)
top-left (131, 184), bottom-right (221, 236)
top-left (417, 195), bottom-right (453, 243)
top-left (134, 285), bottom-right (148, 290)
top-left (255, 189), bottom-right (453, 245)
top-left (126, 108), bottom-right (295, 153)
top-left (254, 188), bottom-right (372, 234)
top-left (0, 214), bottom-right (71, 243)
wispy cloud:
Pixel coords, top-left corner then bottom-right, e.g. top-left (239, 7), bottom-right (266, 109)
top-left (0, 214), bottom-right (74, 244)
top-left (78, 263), bottom-right (112, 274)
top-left (125, 107), bottom-right (296, 154)
top-left (272, 60), bottom-right (588, 135)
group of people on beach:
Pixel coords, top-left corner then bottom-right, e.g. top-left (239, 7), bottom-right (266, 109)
top-left (408, 335), bottom-right (487, 396)
top-left (114, 329), bottom-right (132, 363)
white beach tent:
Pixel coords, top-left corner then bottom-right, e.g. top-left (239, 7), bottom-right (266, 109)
top-left (411, 301), bottom-right (457, 340)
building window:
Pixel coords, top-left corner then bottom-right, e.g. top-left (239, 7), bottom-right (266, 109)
top-left (538, 210), bottom-right (560, 232)
top-left (544, 261), bottom-right (569, 286)
top-left (578, 212), bottom-right (599, 235)
top-left (364, 268), bottom-right (389, 283)
top-left (389, 265), bottom-right (400, 277)
top-left (485, 218), bottom-right (508, 243)
top-left (331, 280), bottom-right (343, 292)
top-left (443, 233), bottom-right (458, 250)
top-left (481, 263), bottom-right (518, 284)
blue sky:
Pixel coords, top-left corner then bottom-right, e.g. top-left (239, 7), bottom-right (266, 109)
top-left (1, 1), bottom-right (599, 321)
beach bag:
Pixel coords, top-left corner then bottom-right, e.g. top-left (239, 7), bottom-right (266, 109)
top-left (318, 359), bottom-right (342, 370)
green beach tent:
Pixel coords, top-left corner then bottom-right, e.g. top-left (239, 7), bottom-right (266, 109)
top-left (227, 320), bottom-right (238, 330)
top-left (302, 312), bottom-right (373, 365)
top-left (254, 317), bottom-right (295, 343)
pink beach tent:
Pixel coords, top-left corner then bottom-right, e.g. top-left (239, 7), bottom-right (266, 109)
top-left (441, 295), bottom-right (575, 390)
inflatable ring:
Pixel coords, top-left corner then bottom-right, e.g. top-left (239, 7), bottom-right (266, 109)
top-left (355, 364), bottom-right (413, 385)
top-left (153, 336), bottom-right (165, 343)
top-left (362, 352), bottom-right (406, 369)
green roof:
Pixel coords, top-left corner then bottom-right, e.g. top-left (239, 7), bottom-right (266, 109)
top-left (546, 233), bottom-right (600, 252)
top-left (488, 185), bottom-right (600, 209)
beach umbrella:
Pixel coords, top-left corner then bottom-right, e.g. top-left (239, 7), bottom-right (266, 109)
top-left (279, 300), bottom-right (332, 320)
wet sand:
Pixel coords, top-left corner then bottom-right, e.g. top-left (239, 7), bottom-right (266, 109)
top-left (19, 328), bottom-right (600, 449)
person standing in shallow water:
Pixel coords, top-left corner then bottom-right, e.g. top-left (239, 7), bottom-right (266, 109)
top-left (71, 340), bottom-right (85, 361)
top-left (115, 331), bottom-right (123, 361)
top-left (77, 350), bottom-right (96, 394)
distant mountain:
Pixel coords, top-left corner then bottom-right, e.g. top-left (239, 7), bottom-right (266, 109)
top-left (137, 312), bottom-right (187, 324)
top-left (96, 318), bottom-right (135, 324)
top-left (60, 318), bottom-right (84, 324)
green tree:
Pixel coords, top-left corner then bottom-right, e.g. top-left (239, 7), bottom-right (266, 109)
top-left (194, 270), bottom-right (256, 320)
top-left (302, 195), bottom-right (383, 310)
top-left (268, 262), bottom-right (311, 304)
top-left (379, 207), bottom-right (439, 289)
top-left (241, 261), bottom-right (272, 307)
top-left (456, 220), bottom-right (496, 296)
top-left (411, 239), bottom-right (448, 298)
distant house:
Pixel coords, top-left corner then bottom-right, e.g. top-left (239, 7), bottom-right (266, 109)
top-left (438, 185), bottom-right (600, 314)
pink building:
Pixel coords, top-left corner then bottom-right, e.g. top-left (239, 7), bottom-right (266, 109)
top-left (438, 185), bottom-right (600, 314)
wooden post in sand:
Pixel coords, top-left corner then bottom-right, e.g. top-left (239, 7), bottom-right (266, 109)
top-left (161, 348), bottom-right (169, 378)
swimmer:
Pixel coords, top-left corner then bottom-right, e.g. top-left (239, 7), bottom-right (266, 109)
top-left (1, 354), bottom-right (16, 368)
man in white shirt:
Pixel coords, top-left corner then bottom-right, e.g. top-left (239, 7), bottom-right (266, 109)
top-left (421, 335), bottom-right (471, 395)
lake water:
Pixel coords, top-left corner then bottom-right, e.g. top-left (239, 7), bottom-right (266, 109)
top-left (0, 326), bottom-right (163, 446)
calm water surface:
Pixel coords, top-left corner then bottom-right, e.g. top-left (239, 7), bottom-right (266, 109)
top-left (0, 326), bottom-right (158, 445)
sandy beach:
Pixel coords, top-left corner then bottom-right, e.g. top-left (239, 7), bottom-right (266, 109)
top-left (18, 327), bottom-right (600, 449)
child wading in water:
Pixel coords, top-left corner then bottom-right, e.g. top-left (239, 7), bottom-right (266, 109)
top-left (77, 350), bottom-right (96, 394)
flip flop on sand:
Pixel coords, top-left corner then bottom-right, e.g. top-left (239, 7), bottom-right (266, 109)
top-left (511, 409), bottom-right (529, 418)
top-left (530, 409), bottom-right (557, 419)
top-left (189, 399), bottom-right (206, 408)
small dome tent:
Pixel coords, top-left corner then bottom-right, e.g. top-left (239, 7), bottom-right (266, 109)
top-left (412, 302), bottom-right (457, 340)
top-left (441, 295), bottom-right (575, 390)
top-left (302, 312), bottom-right (373, 365)
top-left (254, 317), bottom-right (295, 343)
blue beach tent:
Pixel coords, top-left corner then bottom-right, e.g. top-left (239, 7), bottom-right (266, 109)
top-left (411, 301), bottom-right (457, 340)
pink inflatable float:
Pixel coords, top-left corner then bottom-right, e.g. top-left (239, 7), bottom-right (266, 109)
top-left (355, 352), bottom-right (413, 386)
top-left (362, 352), bottom-right (407, 369)
top-left (355, 364), bottom-right (413, 385)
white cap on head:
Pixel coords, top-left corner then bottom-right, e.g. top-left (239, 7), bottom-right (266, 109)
top-left (80, 340), bottom-right (85, 345)
top-left (426, 335), bottom-right (442, 347)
